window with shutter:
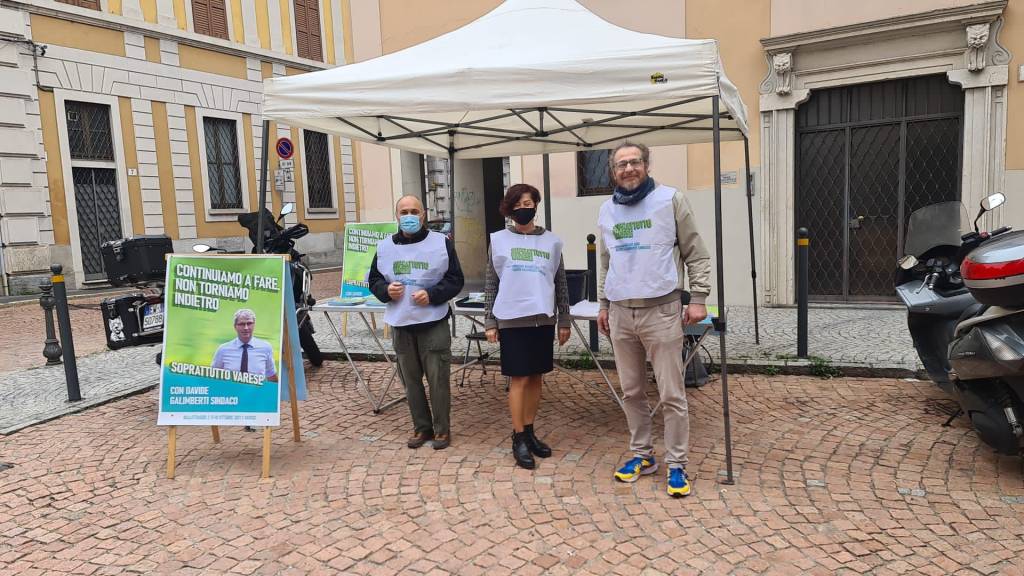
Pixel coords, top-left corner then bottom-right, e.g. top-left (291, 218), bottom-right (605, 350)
top-left (293, 0), bottom-right (323, 61)
top-left (304, 131), bottom-right (333, 210)
top-left (203, 117), bottom-right (243, 210)
top-left (55, 0), bottom-right (101, 9)
top-left (192, 0), bottom-right (230, 40)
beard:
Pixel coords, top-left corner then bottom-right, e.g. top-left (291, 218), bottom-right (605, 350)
top-left (616, 175), bottom-right (643, 191)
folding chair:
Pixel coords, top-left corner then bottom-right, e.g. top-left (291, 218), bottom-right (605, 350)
top-left (458, 330), bottom-right (494, 387)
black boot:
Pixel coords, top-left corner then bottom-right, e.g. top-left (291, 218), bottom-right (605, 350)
top-left (523, 424), bottom-right (552, 458)
top-left (512, 431), bottom-right (535, 470)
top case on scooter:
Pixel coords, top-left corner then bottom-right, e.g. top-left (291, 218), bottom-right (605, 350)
top-left (101, 235), bottom-right (173, 286)
top-left (961, 230), bottom-right (1024, 308)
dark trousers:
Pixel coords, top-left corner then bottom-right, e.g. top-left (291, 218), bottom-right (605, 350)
top-left (393, 320), bottom-right (452, 436)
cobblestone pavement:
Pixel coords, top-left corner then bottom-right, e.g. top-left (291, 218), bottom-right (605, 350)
top-left (0, 294), bottom-right (118, 376)
top-left (308, 264), bottom-right (922, 371)
top-left (307, 303), bottom-right (922, 373)
top-left (0, 271), bottom-right (343, 433)
top-left (0, 345), bottom-right (160, 434)
top-left (0, 267), bottom-right (921, 437)
top-left (1, 365), bottom-right (1023, 575)
top-left (0, 272), bottom-right (341, 377)
top-left (1, 267), bottom-right (919, 376)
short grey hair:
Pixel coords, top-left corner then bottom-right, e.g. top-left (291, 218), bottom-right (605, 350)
top-left (608, 141), bottom-right (651, 169)
top-left (394, 194), bottom-right (424, 214)
top-left (234, 308), bottom-right (256, 324)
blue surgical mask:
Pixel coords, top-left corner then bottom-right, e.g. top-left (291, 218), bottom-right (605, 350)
top-left (399, 214), bottom-right (422, 234)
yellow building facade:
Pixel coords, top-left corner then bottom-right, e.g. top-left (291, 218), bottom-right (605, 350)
top-left (0, 0), bottom-right (357, 291)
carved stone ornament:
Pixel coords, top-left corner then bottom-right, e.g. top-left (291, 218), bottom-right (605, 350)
top-left (966, 23), bottom-right (990, 72)
top-left (773, 52), bottom-right (793, 95)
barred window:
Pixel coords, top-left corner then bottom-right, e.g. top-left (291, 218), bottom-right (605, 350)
top-left (203, 117), bottom-right (243, 210)
top-left (66, 101), bottom-right (114, 162)
top-left (304, 131), bottom-right (333, 210)
top-left (577, 150), bottom-right (613, 196)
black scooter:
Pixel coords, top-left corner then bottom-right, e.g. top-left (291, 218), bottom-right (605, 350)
top-left (195, 202), bottom-right (323, 367)
top-left (896, 193), bottom-right (1024, 455)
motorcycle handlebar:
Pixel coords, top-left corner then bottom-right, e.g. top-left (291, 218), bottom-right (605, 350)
top-left (991, 225), bottom-right (1012, 237)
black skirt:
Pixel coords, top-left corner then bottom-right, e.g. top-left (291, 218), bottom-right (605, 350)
top-left (498, 325), bottom-right (555, 377)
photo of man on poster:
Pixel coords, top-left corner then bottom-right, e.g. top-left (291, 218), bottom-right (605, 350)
top-left (212, 308), bottom-right (278, 382)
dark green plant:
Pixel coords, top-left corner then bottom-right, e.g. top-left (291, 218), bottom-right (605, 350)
top-left (559, 350), bottom-right (596, 370)
top-left (809, 356), bottom-right (842, 379)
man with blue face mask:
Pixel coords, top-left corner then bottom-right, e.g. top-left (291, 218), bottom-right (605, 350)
top-left (368, 195), bottom-right (464, 450)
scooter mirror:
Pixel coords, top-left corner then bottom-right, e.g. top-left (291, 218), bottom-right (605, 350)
top-left (981, 193), bottom-right (1005, 211)
top-left (898, 255), bottom-right (918, 270)
top-left (281, 202), bottom-right (295, 217)
top-left (192, 244), bottom-right (212, 253)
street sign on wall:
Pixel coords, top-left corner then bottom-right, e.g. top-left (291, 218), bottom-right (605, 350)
top-left (275, 137), bottom-right (294, 160)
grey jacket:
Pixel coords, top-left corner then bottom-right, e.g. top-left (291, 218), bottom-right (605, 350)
top-left (598, 189), bottom-right (712, 310)
top-left (484, 225), bottom-right (571, 331)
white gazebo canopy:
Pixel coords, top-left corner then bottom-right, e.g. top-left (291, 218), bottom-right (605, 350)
top-left (262, 0), bottom-right (752, 485)
top-left (262, 0), bottom-right (748, 159)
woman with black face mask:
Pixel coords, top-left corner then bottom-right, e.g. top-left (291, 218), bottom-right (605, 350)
top-left (484, 184), bottom-right (571, 470)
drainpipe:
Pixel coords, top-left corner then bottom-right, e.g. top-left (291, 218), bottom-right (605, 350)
top-left (0, 224), bottom-right (8, 296)
top-left (11, 39), bottom-right (50, 92)
top-left (30, 41), bottom-right (51, 93)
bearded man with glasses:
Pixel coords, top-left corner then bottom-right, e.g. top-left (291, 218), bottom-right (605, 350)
top-left (596, 141), bottom-right (712, 498)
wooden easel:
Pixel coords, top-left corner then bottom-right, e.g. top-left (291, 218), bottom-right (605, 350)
top-left (166, 300), bottom-right (303, 480)
top-left (165, 361), bottom-right (301, 479)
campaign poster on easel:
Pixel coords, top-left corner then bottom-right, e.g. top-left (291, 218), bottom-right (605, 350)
top-left (340, 222), bottom-right (398, 300)
top-left (157, 255), bottom-right (287, 427)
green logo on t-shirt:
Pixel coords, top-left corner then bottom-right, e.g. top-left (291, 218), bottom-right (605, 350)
top-left (510, 247), bottom-right (551, 262)
top-left (393, 260), bottom-right (429, 275)
top-left (612, 219), bottom-right (652, 240)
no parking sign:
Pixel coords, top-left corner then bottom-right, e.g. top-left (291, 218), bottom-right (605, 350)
top-left (275, 137), bottom-right (294, 160)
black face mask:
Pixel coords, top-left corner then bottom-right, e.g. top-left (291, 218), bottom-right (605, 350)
top-left (511, 207), bottom-right (536, 225)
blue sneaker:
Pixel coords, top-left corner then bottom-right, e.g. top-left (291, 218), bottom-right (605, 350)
top-left (667, 467), bottom-right (691, 497)
top-left (614, 455), bottom-right (657, 483)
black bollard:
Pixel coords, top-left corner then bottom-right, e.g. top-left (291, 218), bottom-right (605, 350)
top-left (50, 265), bottom-right (81, 402)
top-left (39, 280), bottom-right (63, 365)
top-left (586, 234), bottom-right (598, 352)
top-left (797, 228), bottom-right (809, 358)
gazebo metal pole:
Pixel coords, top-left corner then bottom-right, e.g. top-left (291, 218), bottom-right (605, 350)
top-left (447, 134), bottom-right (458, 337)
top-left (448, 131), bottom-right (456, 240)
top-left (744, 136), bottom-right (760, 345)
top-left (712, 96), bottom-right (735, 485)
top-left (542, 154), bottom-right (552, 230)
top-left (256, 119), bottom-right (271, 253)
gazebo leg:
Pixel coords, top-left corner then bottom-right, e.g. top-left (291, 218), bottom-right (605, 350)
top-left (712, 96), bottom-right (735, 486)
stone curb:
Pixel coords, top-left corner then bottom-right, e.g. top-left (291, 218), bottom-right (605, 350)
top-left (0, 382), bottom-right (156, 436)
top-left (320, 351), bottom-right (926, 380)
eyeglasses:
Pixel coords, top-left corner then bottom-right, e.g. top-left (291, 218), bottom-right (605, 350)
top-left (613, 158), bottom-right (645, 171)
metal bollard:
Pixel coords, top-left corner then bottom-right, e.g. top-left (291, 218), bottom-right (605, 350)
top-left (797, 228), bottom-right (809, 358)
top-left (39, 280), bottom-right (63, 365)
top-left (586, 234), bottom-right (598, 352)
top-left (50, 265), bottom-right (81, 402)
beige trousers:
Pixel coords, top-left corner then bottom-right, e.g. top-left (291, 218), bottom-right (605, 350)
top-left (609, 299), bottom-right (689, 468)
